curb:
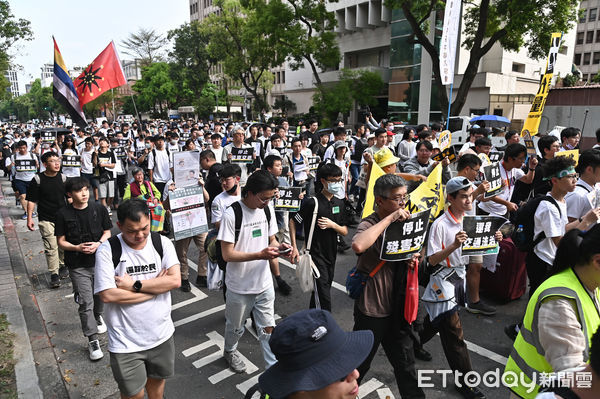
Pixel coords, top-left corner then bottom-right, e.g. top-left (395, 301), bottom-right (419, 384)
top-left (0, 205), bottom-right (43, 398)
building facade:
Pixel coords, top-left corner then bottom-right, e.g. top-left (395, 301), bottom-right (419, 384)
top-left (40, 63), bottom-right (53, 88)
top-left (574, 1), bottom-right (600, 81)
top-left (4, 69), bottom-right (20, 97)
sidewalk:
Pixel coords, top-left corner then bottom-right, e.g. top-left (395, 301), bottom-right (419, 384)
top-left (0, 178), bottom-right (119, 399)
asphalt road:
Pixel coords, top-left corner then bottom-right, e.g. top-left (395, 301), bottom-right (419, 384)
top-left (3, 174), bottom-right (525, 398)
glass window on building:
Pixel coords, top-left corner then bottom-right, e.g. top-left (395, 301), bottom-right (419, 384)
top-left (587, 31), bottom-right (595, 43)
top-left (577, 32), bottom-right (584, 45)
top-left (590, 8), bottom-right (598, 22)
top-left (575, 53), bottom-right (582, 65)
top-left (580, 9), bottom-right (587, 23)
top-left (584, 52), bottom-right (592, 64)
top-left (594, 52), bottom-right (600, 64)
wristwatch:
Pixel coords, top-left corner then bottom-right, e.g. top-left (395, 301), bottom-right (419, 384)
top-left (133, 280), bottom-right (142, 293)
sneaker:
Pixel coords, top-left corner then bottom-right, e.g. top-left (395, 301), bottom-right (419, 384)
top-left (414, 346), bottom-right (432, 361)
top-left (504, 323), bottom-right (520, 341)
top-left (20, 213), bottom-right (27, 220)
top-left (455, 384), bottom-right (486, 399)
top-left (466, 301), bottom-right (497, 316)
top-left (337, 235), bottom-right (350, 253)
top-left (88, 339), bottom-right (104, 361)
top-left (181, 279), bottom-right (191, 292)
top-left (276, 276), bottom-right (292, 296)
top-left (106, 206), bottom-right (112, 216)
top-left (223, 349), bottom-right (246, 373)
top-left (96, 316), bottom-right (107, 334)
top-left (58, 266), bottom-right (69, 279)
top-left (50, 273), bottom-right (60, 288)
top-left (32, 212), bottom-right (37, 218)
top-left (195, 275), bottom-right (207, 288)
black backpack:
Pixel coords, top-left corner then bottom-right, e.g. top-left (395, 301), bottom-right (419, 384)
top-left (511, 195), bottom-right (561, 252)
top-left (108, 232), bottom-right (163, 268)
top-left (206, 201), bottom-right (272, 271)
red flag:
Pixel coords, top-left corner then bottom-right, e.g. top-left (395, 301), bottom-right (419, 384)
top-left (404, 262), bottom-right (419, 324)
top-left (75, 41), bottom-right (126, 106)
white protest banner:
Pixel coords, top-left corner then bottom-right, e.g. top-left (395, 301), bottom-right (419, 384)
top-left (170, 185), bottom-right (209, 241)
top-left (439, 0), bottom-right (461, 85)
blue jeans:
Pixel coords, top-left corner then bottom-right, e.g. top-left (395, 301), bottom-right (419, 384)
top-left (349, 163), bottom-right (361, 197)
top-left (224, 285), bottom-right (276, 368)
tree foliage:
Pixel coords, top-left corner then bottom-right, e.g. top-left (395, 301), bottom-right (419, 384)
top-left (0, 79), bottom-right (64, 121)
top-left (247, 0), bottom-right (340, 87)
top-left (384, 0), bottom-right (579, 116)
top-left (133, 62), bottom-right (176, 116)
top-left (313, 69), bottom-right (384, 124)
top-left (167, 21), bottom-right (212, 105)
top-left (120, 28), bottom-right (167, 66)
top-left (203, 0), bottom-right (285, 116)
top-left (0, 0), bottom-right (32, 95)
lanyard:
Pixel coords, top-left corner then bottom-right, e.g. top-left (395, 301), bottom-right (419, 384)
top-left (501, 161), bottom-right (513, 192)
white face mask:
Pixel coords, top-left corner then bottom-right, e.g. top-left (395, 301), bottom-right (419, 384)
top-left (327, 181), bottom-right (343, 195)
top-left (145, 143), bottom-right (151, 149)
top-left (170, 140), bottom-right (177, 146)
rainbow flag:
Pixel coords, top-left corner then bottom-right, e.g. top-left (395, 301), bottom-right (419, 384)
top-left (53, 37), bottom-right (86, 128)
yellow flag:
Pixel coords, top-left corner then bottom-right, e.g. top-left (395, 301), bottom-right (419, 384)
top-left (555, 149), bottom-right (580, 165)
top-left (361, 162), bottom-right (386, 219)
top-left (521, 33), bottom-right (562, 136)
top-left (405, 164), bottom-right (445, 220)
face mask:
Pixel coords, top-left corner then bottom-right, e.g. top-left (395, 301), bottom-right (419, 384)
top-left (226, 184), bottom-right (238, 195)
top-left (327, 181), bottom-right (343, 195)
top-left (145, 143), bottom-right (151, 149)
top-left (170, 140), bottom-right (177, 145)
top-left (565, 142), bottom-right (575, 150)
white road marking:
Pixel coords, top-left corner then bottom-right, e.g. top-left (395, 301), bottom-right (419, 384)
top-left (358, 378), bottom-right (383, 398)
top-left (174, 304), bottom-right (225, 327)
top-left (279, 258), bottom-right (509, 366)
top-left (236, 374), bottom-right (261, 396)
top-left (377, 387), bottom-right (395, 399)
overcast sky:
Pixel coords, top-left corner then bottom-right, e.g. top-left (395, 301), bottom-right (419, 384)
top-left (9, 0), bottom-right (190, 93)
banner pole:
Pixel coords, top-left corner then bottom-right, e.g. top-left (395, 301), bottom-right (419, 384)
top-left (446, 83), bottom-right (453, 129)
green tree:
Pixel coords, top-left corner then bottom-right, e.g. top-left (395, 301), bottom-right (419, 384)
top-left (203, 0), bottom-right (286, 114)
top-left (133, 62), bottom-right (176, 116)
top-left (384, 0), bottom-right (579, 116)
top-left (248, 0), bottom-right (340, 87)
top-left (562, 73), bottom-right (580, 87)
top-left (273, 96), bottom-right (297, 116)
top-left (0, 1), bottom-right (32, 95)
top-left (167, 21), bottom-right (213, 105)
top-left (120, 28), bottom-right (167, 66)
top-left (313, 69), bottom-right (384, 124)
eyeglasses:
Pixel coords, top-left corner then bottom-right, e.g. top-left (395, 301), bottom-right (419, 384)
top-left (561, 173), bottom-right (579, 180)
top-left (257, 195), bottom-right (274, 204)
top-left (382, 194), bottom-right (409, 204)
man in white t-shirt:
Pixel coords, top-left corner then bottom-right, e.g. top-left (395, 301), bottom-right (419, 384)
top-left (565, 149), bottom-right (600, 223)
top-left (94, 199), bottom-right (180, 399)
top-left (6, 140), bottom-right (39, 219)
top-left (147, 136), bottom-right (172, 195)
top-left (478, 143), bottom-right (538, 217)
top-left (218, 171), bottom-right (292, 373)
top-left (528, 156), bottom-right (600, 297)
top-left (222, 128), bottom-right (253, 187)
top-left (211, 164), bottom-right (242, 229)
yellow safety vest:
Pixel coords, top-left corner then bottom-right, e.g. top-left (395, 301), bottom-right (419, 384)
top-left (504, 267), bottom-right (600, 398)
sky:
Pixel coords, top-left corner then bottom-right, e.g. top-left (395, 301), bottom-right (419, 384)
top-left (8, 0), bottom-right (190, 94)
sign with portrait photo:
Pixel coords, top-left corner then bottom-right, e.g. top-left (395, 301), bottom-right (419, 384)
top-left (173, 150), bottom-right (200, 188)
top-left (170, 185), bottom-right (208, 241)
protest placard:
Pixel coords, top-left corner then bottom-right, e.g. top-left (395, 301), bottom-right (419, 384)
top-left (308, 156), bottom-right (321, 171)
top-left (556, 149), bottom-right (580, 166)
top-left (431, 146), bottom-right (457, 163)
top-left (173, 150), bottom-right (200, 188)
top-left (274, 187), bottom-right (302, 212)
top-left (14, 158), bottom-right (37, 172)
top-left (170, 185), bottom-right (208, 241)
top-left (438, 130), bottom-right (452, 151)
top-left (483, 163), bottom-right (504, 198)
top-left (488, 151), bottom-right (503, 163)
top-left (62, 155), bottom-right (81, 168)
top-left (41, 131), bottom-right (56, 143)
top-left (380, 208), bottom-right (431, 261)
top-left (522, 130), bottom-right (537, 156)
top-left (462, 215), bottom-right (506, 255)
top-left (231, 147), bottom-right (254, 163)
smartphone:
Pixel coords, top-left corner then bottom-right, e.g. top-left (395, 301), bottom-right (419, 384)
top-left (278, 247), bottom-right (292, 255)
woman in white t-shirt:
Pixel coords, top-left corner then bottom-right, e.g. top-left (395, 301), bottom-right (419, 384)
top-left (61, 136), bottom-right (80, 177)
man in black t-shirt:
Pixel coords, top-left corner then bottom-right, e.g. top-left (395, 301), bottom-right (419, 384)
top-left (289, 163), bottom-right (348, 311)
top-left (200, 149), bottom-right (223, 213)
top-left (55, 177), bottom-right (112, 360)
top-left (26, 152), bottom-right (67, 288)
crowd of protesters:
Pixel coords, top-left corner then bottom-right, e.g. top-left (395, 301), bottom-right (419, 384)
top-left (2, 115), bottom-right (600, 399)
